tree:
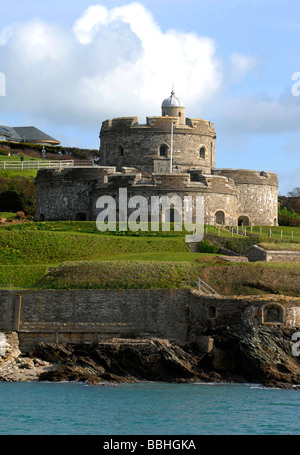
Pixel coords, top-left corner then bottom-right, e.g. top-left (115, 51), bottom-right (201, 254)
top-left (287, 187), bottom-right (300, 197)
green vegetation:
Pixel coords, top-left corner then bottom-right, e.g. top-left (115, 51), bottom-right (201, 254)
top-left (278, 207), bottom-right (300, 227)
top-left (0, 175), bottom-right (36, 215)
top-left (199, 262), bottom-right (300, 296)
top-left (0, 220), bottom-right (299, 294)
top-left (0, 212), bottom-right (17, 220)
top-left (258, 242), bottom-right (300, 251)
top-left (0, 140), bottom-right (99, 160)
top-left (0, 229), bottom-right (190, 265)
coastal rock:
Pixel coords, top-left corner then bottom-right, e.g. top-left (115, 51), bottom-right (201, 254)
top-left (35, 338), bottom-right (223, 384)
top-left (1, 327), bottom-right (300, 388)
top-left (34, 327), bottom-right (300, 388)
top-left (0, 332), bottom-right (58, 382)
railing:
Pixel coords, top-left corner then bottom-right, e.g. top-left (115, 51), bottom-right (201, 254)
top-left (0, 160), bottom-right (74, 170)
top-left (0, 159), bottom-right (95, 170)
top-left (196, 277), bottom-right (219, 295)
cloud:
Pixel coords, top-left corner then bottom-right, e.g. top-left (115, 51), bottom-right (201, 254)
top-left (212, 90), bottom-right (300, 135)
top-left (0, 1), bottom-right (259, 135)
top-left (229, 53), bottom-right (262, 78)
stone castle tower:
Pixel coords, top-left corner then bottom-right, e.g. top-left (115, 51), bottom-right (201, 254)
top-left (35, 90), bottom-right (278, 227)
top-left (99, 89), bottom-right (216, 175)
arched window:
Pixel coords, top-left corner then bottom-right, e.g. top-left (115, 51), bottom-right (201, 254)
top-left (199, 146), bottom-right (206, 159)
top-left (263, 304), bottom-right (284, 324)
top-left (160, 145), bottom-right (167, 156)
top-left (215, 210), bottom-right (225, 225)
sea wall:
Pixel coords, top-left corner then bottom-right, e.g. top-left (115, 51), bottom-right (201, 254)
top-left (1, 290), bottom-right (300, 353)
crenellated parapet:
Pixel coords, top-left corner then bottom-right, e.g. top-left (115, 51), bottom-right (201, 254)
top-left (213, 169), bottom-right (278, 187)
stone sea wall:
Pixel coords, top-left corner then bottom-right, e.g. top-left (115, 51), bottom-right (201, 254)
top-left (1, 289), bottom-right (300, 353)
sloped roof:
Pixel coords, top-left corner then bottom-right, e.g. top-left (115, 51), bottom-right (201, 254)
top-left (0, 125), bottom-right (21, 141)
top-left (13, 126), bottom-right (60, 145)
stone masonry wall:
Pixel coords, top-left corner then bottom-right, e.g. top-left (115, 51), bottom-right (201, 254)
top-left (0, 290), bottom-right (299, 353)
top-left (213, 169), bottom-right (278, 225)
top-left (100, 116), bottom-right (216, 174)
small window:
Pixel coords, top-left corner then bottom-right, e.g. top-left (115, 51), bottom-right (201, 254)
top-left (160, 145), bottom-right (167, 156)
top-left (199, 146), bottom-right (206, 159)
top-left (118, 146), bottom-right (124, 156)
top-left (208, 305), bottom-right (216, 319)
top-left (178, 112), bottom-right (181, 117)
top-left (263, 304), bottom-right (283, 323)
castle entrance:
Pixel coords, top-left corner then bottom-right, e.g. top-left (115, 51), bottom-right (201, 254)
top-left (238, 215), bottom-right (250, 226)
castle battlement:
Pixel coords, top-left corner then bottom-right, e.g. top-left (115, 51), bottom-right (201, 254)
top-left (213, 169), bottom-right (278, 187)
top-left (35, 89), bottom-right (278, 226)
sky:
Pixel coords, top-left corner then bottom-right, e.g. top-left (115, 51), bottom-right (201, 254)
top-left (0, 0), bottom-right (299, 195)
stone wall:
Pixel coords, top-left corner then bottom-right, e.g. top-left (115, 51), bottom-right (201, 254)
top-left (0, 290), bottom-right (299, 353)
top-left (244, 245), bottom-right (300, 262)
top-left (92, 172), bottom-right (238, 226)
top-left (213, 169), bottom-right (278, 225)
top-left (99, 116), bottom-right (216, 174)
top-left (35, 167), bottom-right (115, 221)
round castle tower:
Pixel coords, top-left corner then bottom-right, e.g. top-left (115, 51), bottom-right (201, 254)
top-left (99, 90), bottom-right (216, 175)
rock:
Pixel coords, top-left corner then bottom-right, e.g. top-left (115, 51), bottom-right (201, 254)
top-left (35, 338), bottom-right (221, 384)
top-left (18, 358), bottom-right (35, 369)
top-left (2, 327), bottom-right (300, 388)
top-left (0, 332), bottom-right (58, 382)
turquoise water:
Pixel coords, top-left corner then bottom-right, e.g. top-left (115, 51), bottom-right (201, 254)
top-left (0, 382), bottom-right (299, 435)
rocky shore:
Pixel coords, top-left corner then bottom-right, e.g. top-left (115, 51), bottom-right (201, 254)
top-left (1, 326), bottom-right (300, 388)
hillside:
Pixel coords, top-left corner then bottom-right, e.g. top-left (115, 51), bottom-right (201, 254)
top-left (0, 221), bottom-right (299, 295)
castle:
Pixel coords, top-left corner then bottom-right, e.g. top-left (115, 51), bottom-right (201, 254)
top-left (35, 90), bottom-right (278, 226)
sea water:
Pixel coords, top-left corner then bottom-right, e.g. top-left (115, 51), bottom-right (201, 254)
top-left (0, 382), bottom-right (299, 435)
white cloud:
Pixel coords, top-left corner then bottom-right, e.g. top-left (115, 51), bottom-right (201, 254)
top-left (0, 1), bottom-right (276, 147)
top-left (0, 2), bottom-right (249, 132)
top-left (229, 52), bottom-right (262, 77)
top-left (213, 91), bottom-right (300, 135)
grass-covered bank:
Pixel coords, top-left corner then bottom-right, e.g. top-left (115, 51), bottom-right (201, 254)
top-left (0, 221), bottom-right (299, 294)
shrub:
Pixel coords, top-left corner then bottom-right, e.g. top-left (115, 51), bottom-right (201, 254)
top-left (198, 240), bottom-right (219, 254)
top-left (0, 176), bottom-right (36, 216)
top-left (278, 207), bottom-right (300, 227)
top-left (204, 234), bottom-right (264, 253)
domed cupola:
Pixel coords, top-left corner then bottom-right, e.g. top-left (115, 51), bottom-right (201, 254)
top-left (161, 89), bottom-right (185, 124)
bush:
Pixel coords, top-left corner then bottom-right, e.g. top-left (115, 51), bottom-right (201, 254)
top-left (278, 207), bottom-right (300, 227)
top-left (0, 140), bottom-right (100, 160)
top-left (0, 176), bottom-right (36, 216)
top-left (198, 240), bottom-right (219, 254)
top-left (204, 234), bottom-right (264, 253)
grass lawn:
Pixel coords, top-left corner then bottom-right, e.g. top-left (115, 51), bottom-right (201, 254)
top-left (258, 242), bottom-right (300, 251)
top-left (251, 225), bottom-right (300, 242)
top-left (0, 212), bottom-right (17, 220)
top-left (0, 169), bottom-right (38, 178)
top-left (0, 220), bottom-right (299, 293)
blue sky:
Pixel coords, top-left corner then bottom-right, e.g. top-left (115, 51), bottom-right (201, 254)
top-left (0, 0), bottom-right (299, 194)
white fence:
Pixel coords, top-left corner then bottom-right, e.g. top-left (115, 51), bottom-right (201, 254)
top-left (0, 160), bottom-right (94, 170)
